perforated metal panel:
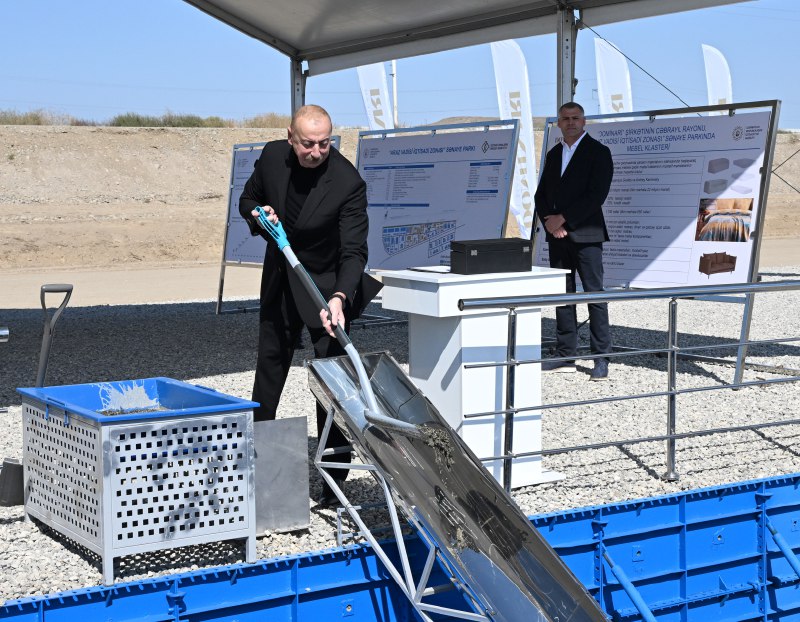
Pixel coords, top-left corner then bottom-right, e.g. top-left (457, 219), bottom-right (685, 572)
top-left (109, 417), bottom-right (251, 548)
top-left (22, 400), bottom-right (256, 584)
top-left (23, 403), bottom-right (103, 548)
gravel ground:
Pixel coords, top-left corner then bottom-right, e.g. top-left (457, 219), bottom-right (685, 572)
top-left (2, 267), bottom-right (800, 603)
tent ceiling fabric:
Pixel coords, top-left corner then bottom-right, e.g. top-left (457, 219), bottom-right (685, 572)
top-left (183, 0), bottom-right (745, 75)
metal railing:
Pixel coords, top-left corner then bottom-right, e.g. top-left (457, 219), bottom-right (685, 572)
top-left (459, 279), bottom-right (800, 491)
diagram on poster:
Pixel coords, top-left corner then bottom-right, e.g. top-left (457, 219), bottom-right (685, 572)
top-left (533, 110), bottom-right (773, 287)
top-left (358, 123), bottom-right (518, 269)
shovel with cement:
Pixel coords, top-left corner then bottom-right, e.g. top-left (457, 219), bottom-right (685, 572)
top-left (252, 206), bottom-right (418, 438)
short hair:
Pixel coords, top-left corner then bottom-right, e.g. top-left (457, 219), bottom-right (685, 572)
top-left (291, 105), bottom-right (332, 131)
top-left (558, 102), bottom-right (585, 116)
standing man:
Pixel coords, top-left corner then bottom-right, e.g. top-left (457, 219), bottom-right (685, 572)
top-left (534, 102), bottom-right (614, 380)
top-left (239, 105), bottom-right (373, 506)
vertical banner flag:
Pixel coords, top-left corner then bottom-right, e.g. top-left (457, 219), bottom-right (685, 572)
top-left (594, 38), bottom-right (633, 118)
top-left (357, 62), bottom-right (394, 131)
top-left (702, 44), bottom-right (732, 115)
top-left (490, 40), bottom-right (536, 239)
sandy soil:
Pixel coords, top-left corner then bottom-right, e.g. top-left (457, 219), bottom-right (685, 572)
top-left (0, 126), bottom-right (360, 271)
top-left (0, 125), bottom-right (798, 308)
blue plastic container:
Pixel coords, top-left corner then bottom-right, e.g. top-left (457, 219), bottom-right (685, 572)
top-left (17, 376), bottom-right (259, 423)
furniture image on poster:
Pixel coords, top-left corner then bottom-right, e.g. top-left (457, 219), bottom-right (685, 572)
top-left (378, 267), bottom-right (566, 488)
top-left (696, 197), bottom-right (754, 243)
top-left (707, 157), bottom-right (730, 174)
top-left (704, 178), bottom-right (729, 194)
top-left (699, 252), bottom-right (737, 276)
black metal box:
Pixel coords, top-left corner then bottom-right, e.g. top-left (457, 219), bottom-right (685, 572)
top-left (450, 238), bottom-right (532, 275)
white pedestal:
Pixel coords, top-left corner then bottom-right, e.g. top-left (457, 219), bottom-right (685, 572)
top-left (378, 267), bottom-right (567, 488)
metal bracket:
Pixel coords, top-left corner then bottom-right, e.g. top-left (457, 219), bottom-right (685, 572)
top-left (767, 519), bottom-right (800, 580)
top-left (315, 408), bottom-right (491, 622)
top-left (601, 546), bottom-right (657, 622)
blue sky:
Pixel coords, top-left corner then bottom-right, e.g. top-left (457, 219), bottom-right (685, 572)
top-left (1, 0), bottom-right (798, 128)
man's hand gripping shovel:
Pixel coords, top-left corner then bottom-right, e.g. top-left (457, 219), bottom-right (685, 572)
top-left (253, 206), bottom-right (418, 436)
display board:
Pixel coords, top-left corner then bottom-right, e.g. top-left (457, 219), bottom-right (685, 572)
top-left (221, 136), bottom-right (342, 265)
top-left (216, 137), bottom-right (341, 313)
top-left (533, 105), bottom-right (776, 288)
top-left (223, 142), bottom-right (268, 264)
top-left (358, 121), bottom-right (519, 269)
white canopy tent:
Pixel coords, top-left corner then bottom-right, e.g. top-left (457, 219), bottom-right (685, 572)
top-left (182, 0), bottom-right (746, 111)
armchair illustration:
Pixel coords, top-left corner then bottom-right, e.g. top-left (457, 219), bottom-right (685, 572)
top-left (699, 252), bottom-right (737, 277)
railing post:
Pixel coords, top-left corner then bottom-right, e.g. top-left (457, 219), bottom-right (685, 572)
top-left (664, 297), bottom-right (680, 481)
top-left (735, 292), bottom-right (756, 387)
top-left (503, 308), bottom-right (518, 492)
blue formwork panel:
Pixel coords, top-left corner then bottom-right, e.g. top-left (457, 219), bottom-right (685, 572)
top-left (530, 474), bottom-right (800, 621)
top-left (6, 473), bottom-right (800, 621)
top-left (1, 547), bottom-right (421, 622)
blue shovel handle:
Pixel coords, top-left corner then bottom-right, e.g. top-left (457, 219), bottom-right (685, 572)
top-left (251, 205), bottom-right (389, 424)
top-left (253, 206), bottom-right (290, 250)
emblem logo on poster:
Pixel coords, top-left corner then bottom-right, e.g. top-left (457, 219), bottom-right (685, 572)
top-left (732, 126), bottom-right (744, 141)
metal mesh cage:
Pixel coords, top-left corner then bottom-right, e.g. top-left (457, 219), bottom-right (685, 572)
top-left (21, 389), bottom-right (256, 584)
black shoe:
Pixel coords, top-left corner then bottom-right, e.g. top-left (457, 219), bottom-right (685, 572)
top-left (590, 359), bottom-right (609, 381)
top-left (317, 480), bottom-right (343, 507)
top-left (542, 360), bottom-right (576, 373)
top-left (317, 489), bottom-right (339, 508)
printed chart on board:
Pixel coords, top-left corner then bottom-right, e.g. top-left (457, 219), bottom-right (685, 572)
top-left (223, 143), bottom-right (267, 264)
top-left (533, 111), bottom-right (772, 287)
top-left (358, 126), bottom-right (517, 269)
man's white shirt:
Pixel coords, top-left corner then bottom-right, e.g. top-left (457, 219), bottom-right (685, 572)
top-left (560, 131), bottom-right (587, 176)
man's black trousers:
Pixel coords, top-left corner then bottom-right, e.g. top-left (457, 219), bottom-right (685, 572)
top-left (252, 277), bottom-right (351, 479)
top-left (547, 239), bottom-right (611, 360)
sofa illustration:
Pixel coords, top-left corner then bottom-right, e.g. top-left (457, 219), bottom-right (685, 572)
top-left (698, 252), bottom-right (737, 277)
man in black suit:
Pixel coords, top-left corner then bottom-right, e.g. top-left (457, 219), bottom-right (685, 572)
top-left (239, 105), bottom-right (370, 505)
top-left (534, 102), bottom-right (614, 380)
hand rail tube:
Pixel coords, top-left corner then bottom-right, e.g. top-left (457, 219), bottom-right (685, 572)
top-left (457, 278), bottom-right (800, 484)
top-left (458, 280), bottom-right (800, 312)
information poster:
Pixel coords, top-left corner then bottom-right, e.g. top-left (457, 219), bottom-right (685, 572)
top-left (358, 125), bottom-right (517, 269)
top-left (533, 111), bottom-right (772, 287)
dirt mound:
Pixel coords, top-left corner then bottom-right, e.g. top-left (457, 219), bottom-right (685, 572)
top-left (0, 126), bottom-right (360, 270)
top-left (0, 126), bottom-right (797, 271)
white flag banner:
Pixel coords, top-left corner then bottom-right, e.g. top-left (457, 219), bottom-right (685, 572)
top-left (490, 40), bottom-right (536, 238)
top-left (594, 38), bottom-right (633, 119)
top-left (702, 44), bottom-right (732, 115)
top-left (356, 63), bottom-right (394, 131)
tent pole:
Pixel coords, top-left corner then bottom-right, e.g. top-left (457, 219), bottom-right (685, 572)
top-left (557, 8), bottom-right (578, 107)
top-left (290, 58), bottom-right (306, 113)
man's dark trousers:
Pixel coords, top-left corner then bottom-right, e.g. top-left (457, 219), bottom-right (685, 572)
top-left (548, 238), bottom-right (611, 360)
top-left (253, 270), bottom-right (351, 477)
